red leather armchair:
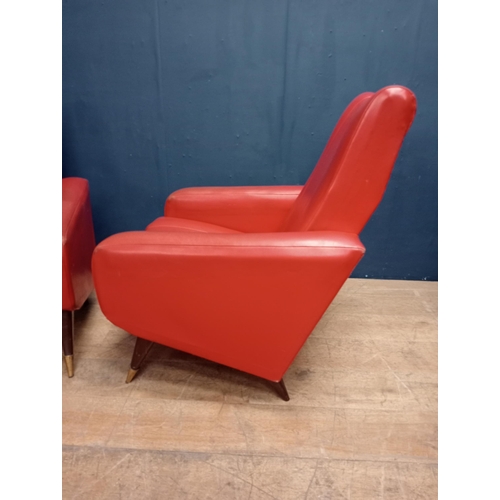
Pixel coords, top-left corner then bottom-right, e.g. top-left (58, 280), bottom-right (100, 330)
top-left (62, 178), bottom-right (96, 377)
top-left (92, 86), bottom-right (416, 399)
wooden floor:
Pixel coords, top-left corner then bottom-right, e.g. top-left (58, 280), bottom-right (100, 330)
top-left (62, 278), bottom-right (438, 499)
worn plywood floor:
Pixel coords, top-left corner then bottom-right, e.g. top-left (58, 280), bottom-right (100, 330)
top-left (62, 278), bottom-right (438, 499)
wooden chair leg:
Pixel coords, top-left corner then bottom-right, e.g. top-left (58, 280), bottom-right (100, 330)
top-left (269, 378), bottom-right (290, 401)
top-left (126, 337), bottom-right (155, 383)
top-left (62, 310), bottom-right (74, 377)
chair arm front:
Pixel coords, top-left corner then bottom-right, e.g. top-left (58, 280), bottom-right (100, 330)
top-left (92, 230), bottom-right (364, 381)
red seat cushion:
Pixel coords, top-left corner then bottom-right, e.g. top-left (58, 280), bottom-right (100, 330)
top-left (146, 217), bottom-right (241, 234)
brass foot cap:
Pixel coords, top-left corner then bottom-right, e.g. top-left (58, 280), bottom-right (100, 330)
top-left (126, 368), bottom-right (139, 384)
top-left (64, 355), bottom-right (74, 378)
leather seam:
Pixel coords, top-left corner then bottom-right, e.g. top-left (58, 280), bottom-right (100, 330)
top-left (102, 243), bottom-right (364, 250)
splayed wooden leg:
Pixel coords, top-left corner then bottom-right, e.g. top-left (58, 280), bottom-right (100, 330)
top-left (62, 310), bottom-right (74, 378)
top-left (269, 378), bottom-right (290, 401)
top-left (126, 337), bottom-right (154, 383)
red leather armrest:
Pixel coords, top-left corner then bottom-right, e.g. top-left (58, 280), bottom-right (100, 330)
top-left (92, 231), bottom-right (364, 381)
top-left (164, 186), bottom-right (303, 232)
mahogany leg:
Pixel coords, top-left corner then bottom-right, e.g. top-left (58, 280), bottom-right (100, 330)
top-left (269, 378), bottom-right (290, 401)
top-left (62, 310), bottom-right (74, 377)
top-left (125, 337), bottom-right (154, 383)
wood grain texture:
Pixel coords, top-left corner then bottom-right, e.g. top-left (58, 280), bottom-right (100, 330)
top-left (63, 278), bottom-right (438, 499)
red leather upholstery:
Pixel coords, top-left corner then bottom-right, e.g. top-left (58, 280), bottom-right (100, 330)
top-left (94, 231), bottom-right (364, 381)
top-left (146, 217), bottom-right (241, 234)
top-left (165, 185), bottom-right (302, 232)
top-left (62, 178), bottom-right (95, 311)
top-left (92, 85), bottom-right (416, 385)
top-left (283, 86), bottom-right (417, 233)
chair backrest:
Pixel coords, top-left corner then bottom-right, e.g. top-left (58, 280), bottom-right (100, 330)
top-left (282, 86), bottom-right (417, 234)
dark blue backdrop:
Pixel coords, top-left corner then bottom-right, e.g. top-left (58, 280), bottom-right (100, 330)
top-left (63, 0), bottom-right (437, 280)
